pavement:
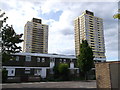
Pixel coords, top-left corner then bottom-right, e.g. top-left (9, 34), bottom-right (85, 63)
top-left (2, 80), bottom-right (96, 89)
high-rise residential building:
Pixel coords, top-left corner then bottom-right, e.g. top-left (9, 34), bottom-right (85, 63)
top-left (23, 18), bottom-right (48, 53)
top-left (74, 10), bottom-right (106, 61)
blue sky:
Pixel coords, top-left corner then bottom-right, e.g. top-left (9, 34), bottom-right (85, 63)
top-left (41, 11), bottom-right (63, 21)
top-left (0, 0), bottom-right (119, 61)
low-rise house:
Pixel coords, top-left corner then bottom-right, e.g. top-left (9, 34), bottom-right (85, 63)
top-left (2, 53), bottom-right (79, 82)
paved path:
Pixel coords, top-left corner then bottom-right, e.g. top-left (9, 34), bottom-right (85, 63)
top-left (2, 80), bottom-right (96, 89)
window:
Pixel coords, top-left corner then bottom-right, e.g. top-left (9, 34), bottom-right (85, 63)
top-left (53, 58), bottom-right (55, 62)
top-left (25, 68), bottom-right (30, 74)
top-left (50, 57), bottom-right (53, 62)
top-left (63, 59), bottom-right (66, 63)
top-left (16, 56), bottom-right (19, 61)
top-left (7, 69), bottom-right (15, 76)
top-left (34, 69), bottom-right (41, 76)
top-left (37, 57), bottom-right (40, 62)
top-left (11, 70), bottom-right (14, 74)
top-left (42, 58), bottom-right (45, 62)
top-left (10, 58), bottom-right (13, 61)
top-left (60, 59), bottom-right (62, 63)
top-left (26, 56), bottom-right (31, 61)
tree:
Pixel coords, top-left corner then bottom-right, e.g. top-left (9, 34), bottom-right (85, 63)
top-left (113, 9), bottom-right (120, 19)
top-left (0, 9), bottom-right (8, 28)
top-left (113, 14), bottom-right (120, 19)
top-left (0, 10), bottom-right (23, 61)
top-left (77, 40), bottom-right (94, 80)
top-left (1, 10), bottom-right (23, 82)
top-left (2, 25), bottom-right (23, 63)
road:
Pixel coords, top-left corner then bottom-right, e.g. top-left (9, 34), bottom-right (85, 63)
top-left (2, 80), bottom-right (96, 89)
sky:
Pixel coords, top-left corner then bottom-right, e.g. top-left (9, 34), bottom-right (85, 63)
top-left (0, 0), bottom-right (119, 61)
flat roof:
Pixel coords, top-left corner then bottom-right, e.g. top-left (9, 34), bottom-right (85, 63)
top-left (14, 53), bottom-right (76, 59)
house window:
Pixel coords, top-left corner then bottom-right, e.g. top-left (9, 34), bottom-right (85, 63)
top-left (26, 56), bottom-right (31, 61)
top-left (11, 70), bottom-right (14, 74)
top-left (63, 59), bottom-right (66, 63)
top-left (50, 58), bottom-right (55, 62)
top-left (7, 69), bottom-right (15, 76)
top-left (34, 69), bottom-right (41, 76)
top-left (37, 57), bottom-right (41, 62)
top-left (52, 58), bottom-right (55, 62)
top-left (16, 56), bottom-right (19, 61)
top-left (60, 59), bottom-right (62, 63)
top-left (42, 58), bottom-right (45, 62)
top-left (50, 57), bottom-right (53, 62)
top-left (25, 68), bottom-right (30, 74)
top-left (70, 59), bottom-right (73, 62)
top-left (10, 56), bottom-right (14, 61)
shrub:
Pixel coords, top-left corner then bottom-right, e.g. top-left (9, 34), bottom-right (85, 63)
top-left (2, 69), bottom-right (8, 83)
top-left (58, 63), bottom-right (70, 81)
top-left (53, 65), bottom-right (59, 79)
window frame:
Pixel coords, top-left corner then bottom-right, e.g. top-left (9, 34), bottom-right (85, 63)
top-left (25, 55), bottom-right (31, 61)
top-left (16, 56), bottom-right (19, 61)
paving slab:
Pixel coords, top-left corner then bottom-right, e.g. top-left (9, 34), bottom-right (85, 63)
top-left (2, 80), bottom-right (96, 89)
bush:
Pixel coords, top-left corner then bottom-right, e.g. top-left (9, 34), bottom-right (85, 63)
top-left (53, 65), bottom-right (59, 79)
top-left (58, 63), bottom-right (70, 81)
top-left (53, 63), bottom-right (70, 81)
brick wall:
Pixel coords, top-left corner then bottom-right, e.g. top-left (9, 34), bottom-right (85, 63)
top-left (95, 63), bottom-right (111, 88)
top-left (95, 61), bottom-right (120, 89)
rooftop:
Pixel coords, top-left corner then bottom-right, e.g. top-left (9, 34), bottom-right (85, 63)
top-left (14, 53), bottom-right (76, 59)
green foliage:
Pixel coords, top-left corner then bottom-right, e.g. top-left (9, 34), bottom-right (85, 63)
top-left (2, 69), bottom-right (8, 83)
top-left (53, 63), bottom-right (70, 81)
top-left (2, 52), bottom-right (11, 63)
top-left (0, 10), bottom-right (23, 63)
top-left (113, 14), bottom-right (120, 19)
top-left (2, 25), bottom-right (23, 63)
top-left (53, 65), bottom-right (59, 79)
top-left (113, 9), bottom-right (120, 19)
top-left (0, 9), bottom-right (8, 29)
top-left (58, 63), bottom-right (70, 80)
top-left (58, 63), bottom-right (69, 73)
top-left (2, 25), bottom-right (23, 54)
top-left (77, 40), bottom-right (94, 80)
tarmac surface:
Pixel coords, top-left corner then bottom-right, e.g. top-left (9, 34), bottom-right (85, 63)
top-left (2, 80), bottom-right (96, 89)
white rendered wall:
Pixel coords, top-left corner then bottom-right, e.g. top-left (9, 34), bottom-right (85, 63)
top-left (70, 62), bottom-right (74, 69)
top-left (41, 68), bottom-right (46, 78)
